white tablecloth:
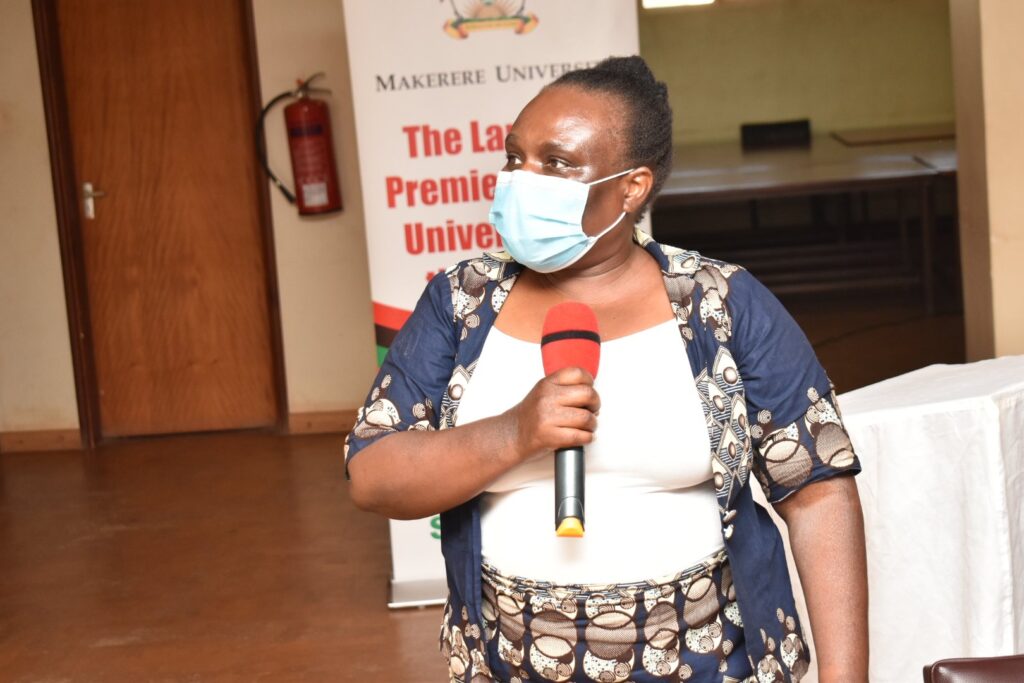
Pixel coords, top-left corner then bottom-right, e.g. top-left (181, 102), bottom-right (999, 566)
top-left (836, 356), bottom-right (1024, 682)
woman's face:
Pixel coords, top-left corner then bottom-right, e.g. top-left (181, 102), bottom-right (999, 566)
top-left (502, 85), bottom-right (635, 239)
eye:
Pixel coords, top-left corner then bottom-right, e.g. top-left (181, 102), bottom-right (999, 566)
top-left (503, 152), bottom-right (522, 170)
top-left (547, 157), bottom-right (570, 170)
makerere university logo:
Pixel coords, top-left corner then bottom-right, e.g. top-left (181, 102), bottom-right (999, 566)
top-left (442, 0), bottom-right (538, 38)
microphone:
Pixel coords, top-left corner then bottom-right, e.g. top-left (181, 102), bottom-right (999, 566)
top-left (541, 302), bottom-right (600, 538)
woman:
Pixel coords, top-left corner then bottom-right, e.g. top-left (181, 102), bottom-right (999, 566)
top-left (346, 56), bottom-right (868, 683)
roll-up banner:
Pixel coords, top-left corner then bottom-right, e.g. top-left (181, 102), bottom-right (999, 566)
top-left (342, 0), bottom-right (640, 608)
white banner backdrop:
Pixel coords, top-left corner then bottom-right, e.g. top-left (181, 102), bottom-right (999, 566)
top-left (341, 0), bottom-right (640, 607)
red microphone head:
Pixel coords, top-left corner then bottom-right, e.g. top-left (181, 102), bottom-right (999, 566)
top-left (541, 302), bottom-right (601, 378)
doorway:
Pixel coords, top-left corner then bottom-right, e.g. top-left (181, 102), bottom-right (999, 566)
top-left (33, 0), bottom-right (287, 444)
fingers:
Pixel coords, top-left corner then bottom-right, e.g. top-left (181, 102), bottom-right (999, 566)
top-left (549, 366), bottom-right (594, 386)
top-left (511, 369), bottom-right (602, 459)
top-left (548, 405), bottom-right (598, 433)
top-left (552, 427), bottom-right (595, 450)
top-left (555, 383), bottom-right (601, 414)
top-left (540, 404), bottom-right (597, 452)
top-left (545, 367), bottom-right (601, 413)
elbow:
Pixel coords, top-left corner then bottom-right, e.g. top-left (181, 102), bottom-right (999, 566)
top-left (347, 469), bottom-right (381, 514)
top-left (348, 475), bottom-right (371, 512)
top-left (776, 475), bottom-right (864, 533)
top-left (348, 471), bottom-right (433, 520)
top-left (346, 456), bottom-right (380, 513)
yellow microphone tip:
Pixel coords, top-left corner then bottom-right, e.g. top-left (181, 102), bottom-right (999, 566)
top-left (556, 517), bottom-right (584, 537)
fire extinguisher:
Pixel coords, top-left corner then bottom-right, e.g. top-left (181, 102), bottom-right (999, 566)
top-left (256, 72), bottom-right (343, 215)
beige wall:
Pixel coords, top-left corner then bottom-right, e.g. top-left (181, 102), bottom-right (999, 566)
top-left (251, 0), bottom-right (376, 416)
top-left (0, 0), bottom-right (376, 440)
top-left (950, 0), bottom-right (1024, 358)
top-left (0, 2), bottom-right (80, 433)
top-left (640, 0), bottom-right (955, 143)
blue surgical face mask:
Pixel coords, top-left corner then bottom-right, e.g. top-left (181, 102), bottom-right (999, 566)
top-left (488, 168), bottom-right (634, 273)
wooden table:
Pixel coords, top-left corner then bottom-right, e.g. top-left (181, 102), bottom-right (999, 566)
top-left (654, 135), bottom-right (958, 312)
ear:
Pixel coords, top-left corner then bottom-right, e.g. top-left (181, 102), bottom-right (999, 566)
top-left (621, 167), bottom-right (654, 214)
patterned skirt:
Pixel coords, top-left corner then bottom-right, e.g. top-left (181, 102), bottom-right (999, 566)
top-left (474, 550), bottom-right (754, 683)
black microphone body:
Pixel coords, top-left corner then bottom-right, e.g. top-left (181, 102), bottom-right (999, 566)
top-left (555, 446), bottom-right (585, 534)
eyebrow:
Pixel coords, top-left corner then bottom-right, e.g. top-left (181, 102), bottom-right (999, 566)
top-left (504, 133), bottom-right (583, 158)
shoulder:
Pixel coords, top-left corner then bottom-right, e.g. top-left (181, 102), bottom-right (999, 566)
top-left (639, 229), bottom-right (759, 303)
top-left (636, 228), bottom-right (745, 280)
top-left (437, 252), bottom-right (523, 340)
top-left (639, 231), bottom-right (785, 345)
top-left (443, 251), bottom-right (522, 290)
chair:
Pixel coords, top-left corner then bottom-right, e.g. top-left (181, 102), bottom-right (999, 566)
top-left (922, 653), bottom-right (1024, 682)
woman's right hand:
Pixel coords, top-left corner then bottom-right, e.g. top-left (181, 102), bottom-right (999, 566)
top-left (349, 366), bottom-right (601, 519)
top-left (506, 366), bottom-right (601, 462)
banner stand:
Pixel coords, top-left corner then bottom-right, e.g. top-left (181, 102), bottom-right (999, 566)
top-left (385, 517), bottom-right (447, 609)
top-left (341, 0), bottom-right (640, 610)
top-left (388, 578), bottom-right (448, 610)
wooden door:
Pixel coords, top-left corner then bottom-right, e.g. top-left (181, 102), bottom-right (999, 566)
top-left (56, 0), bottom-right (281, 437)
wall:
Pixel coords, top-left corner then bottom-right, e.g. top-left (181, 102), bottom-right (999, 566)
top-left (251, 0), bottom-right (376, 424)
top-left (0, 0), bottom-right (377, 446)
top-left (949, 0), bottom-right (1024, 358)
top-left (640, 0), bottom-right (955, 143)
top-left (0, 2), bottom-right (80, 437)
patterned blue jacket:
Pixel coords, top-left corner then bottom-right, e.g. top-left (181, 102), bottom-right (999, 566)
top-left (345, 230), bottom-right (862, 682)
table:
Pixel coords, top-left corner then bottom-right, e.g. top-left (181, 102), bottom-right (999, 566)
top-left (838, 356), bottom-right (1024, 682)
top-left (915, 147), bottom-right (959, 176)
top-left (654, 135), bottom-right (958, 312)
top-left (657, 135), bottom-right (954, 206)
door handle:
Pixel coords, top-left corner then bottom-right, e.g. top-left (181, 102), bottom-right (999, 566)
top-left (83, 181), bottom-right (107, 220)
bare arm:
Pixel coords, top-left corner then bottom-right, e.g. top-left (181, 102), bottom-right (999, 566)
top-left (348, 366), bottom-right (600, 519)
top-left (775, 475), bottom-right (869, 683)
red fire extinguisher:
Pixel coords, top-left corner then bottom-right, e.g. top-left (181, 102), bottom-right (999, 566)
top-left (257, 72), bottom-right (343, 215)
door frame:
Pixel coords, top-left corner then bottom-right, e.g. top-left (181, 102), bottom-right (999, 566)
top-left (31, 0), bottom-right (289, 447)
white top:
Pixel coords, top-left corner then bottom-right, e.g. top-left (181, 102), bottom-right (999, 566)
top-left (456, 319), bottom-right (723, 584)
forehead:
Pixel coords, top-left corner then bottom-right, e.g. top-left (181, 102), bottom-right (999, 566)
top-left (510, 85), bottom-right (626, 151)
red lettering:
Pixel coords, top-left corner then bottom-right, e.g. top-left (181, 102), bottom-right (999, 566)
top-left (405, 219), bottom-right (504, 255)
top-left (404, 222), bottom-right (424, 254)
top-left (401, 126), bottom-right (421, 158)
top-left (470, 120), bottom-right (485, 153)
top-left (426, 225), bottom-right (444, 252)
top-left (469, 121), bottom-right (511, 153)
top-left (421, 179), bottom-right (438, 205)
top-left (476, 222), bottom-right (494, 249)
top-left (482, 173), bottom-right (497, 200)
top-left (456, 222), bottom-right (475, 250)
top-left (401, 124), bottom-right (462, 158)
top-left (443, 128), bottom-right (462, 155)
top-left (386, 176), bottom-right (403, 208)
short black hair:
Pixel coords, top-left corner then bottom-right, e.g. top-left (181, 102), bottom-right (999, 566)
top-left (550, 55), bottom-right (673, 220)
